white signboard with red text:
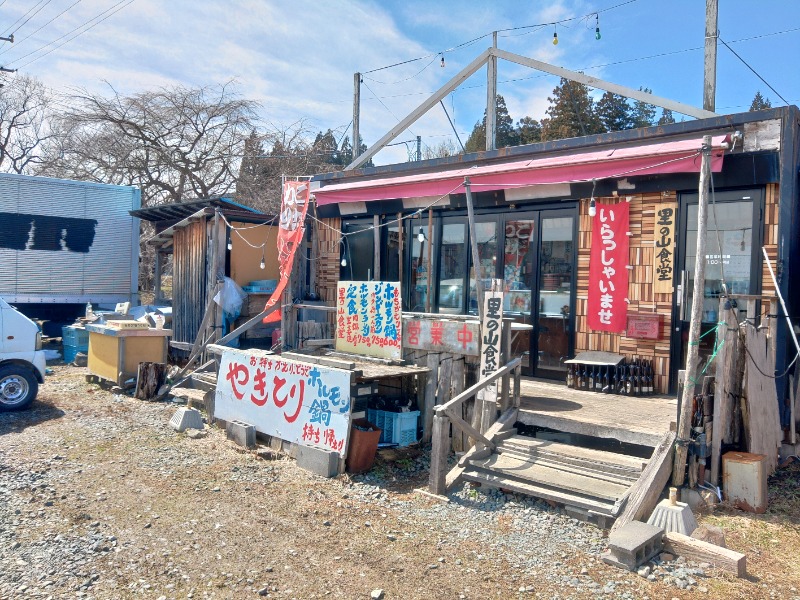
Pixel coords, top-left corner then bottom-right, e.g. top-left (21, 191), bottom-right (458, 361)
top-left (215, 348), bottom-right (353, 455)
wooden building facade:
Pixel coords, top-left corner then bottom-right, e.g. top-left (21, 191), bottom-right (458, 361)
top-left (132, 198), bottom-right (279, 354)
top-left (305, 107), bottom-right (800, 427)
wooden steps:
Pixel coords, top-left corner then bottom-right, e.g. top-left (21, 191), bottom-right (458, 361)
top-left (462, 434), bottom-right (649, 517)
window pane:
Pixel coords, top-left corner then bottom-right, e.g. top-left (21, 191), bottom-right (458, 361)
top-left (384, 224), bottom-right (400, 282)
top-left (341, 222), bottom-right (373, 281)
top-left (468, 221), bottom-right (498, 313)
top-left (438, 223), bottom-right (466, 314)
top-left (408, 222), bottom-right (430, 311)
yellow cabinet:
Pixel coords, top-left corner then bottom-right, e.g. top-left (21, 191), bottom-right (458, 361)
top-left (86, 324), bottom-right (172, 386)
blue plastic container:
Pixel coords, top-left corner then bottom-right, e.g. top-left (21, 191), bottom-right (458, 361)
top-left (367, 409), bottom-right (420, 446)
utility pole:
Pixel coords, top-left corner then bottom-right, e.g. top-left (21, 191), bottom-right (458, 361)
top-left (416, 135), bottom-right (421, 161)
top-left (485, 32), bottom-right (497, 151)
top-left (673, 137), bottom-right (713, 486)
top-left (674, 0), bottom-right (719, 486)
top-left (703, 0), bottom-right (718, 111)
top-left (353, 73), bottom-right (361, 162)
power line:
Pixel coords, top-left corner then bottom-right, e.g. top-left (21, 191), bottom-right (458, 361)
top-left (362, 0), bottom-right (638, 75)
top-left (2, 0), bottom-right (50, 36)
top-left (6, 0), bottom-right (135, 69)
top-left (0, 0), bottom-right (84, 57)
top-left (10, 0), bottom-right (55, 36)
top-left (719, 35), bottom-right (790, 106)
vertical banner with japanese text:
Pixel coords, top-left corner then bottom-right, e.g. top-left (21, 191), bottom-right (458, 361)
top-left (477, 285), bottom-right (504, 411)
top-left (588, 202), bottom-right (629, 332)
top-left (262, 180), bottom-right (311, 323)
top-left (215, 348), bottom-right (353, 454)
top-left (653, 202), bottom-right (677, 294)
top-left (335, 281), bottom-right (402, 360)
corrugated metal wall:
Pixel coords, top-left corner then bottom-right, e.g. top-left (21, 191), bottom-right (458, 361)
top-left (0, 173), bottom-right (139, 302)
top-left (172, 218), bottom-right (209, 348)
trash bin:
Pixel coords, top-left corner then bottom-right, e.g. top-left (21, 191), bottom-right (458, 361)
top-left (346, 418), bottom-right (382, 473)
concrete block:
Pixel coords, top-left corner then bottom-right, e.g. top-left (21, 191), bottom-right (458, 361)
top-left (296, 445), bottom-right (340, 478)
top-left (602, 520), bottom-right (664, 571)
top-left (169, 407), bottom-right (204, 432)
top-left (226, 420), bottom-right (256, 449)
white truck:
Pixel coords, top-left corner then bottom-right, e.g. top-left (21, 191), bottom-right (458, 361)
top-left (0, 173), bottom-right (141, 323)
top-left (0, 297), bottom-right (46, 411)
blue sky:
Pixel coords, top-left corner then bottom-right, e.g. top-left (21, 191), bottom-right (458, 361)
top-left (1, 0), bottom-right (798, 165)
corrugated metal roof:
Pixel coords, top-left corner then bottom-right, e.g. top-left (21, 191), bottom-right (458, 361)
top-left (130, 197), bottom-right (261, 222)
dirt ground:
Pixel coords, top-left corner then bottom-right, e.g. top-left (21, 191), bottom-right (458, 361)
top-left (1, 363), bottom-right (800, 600)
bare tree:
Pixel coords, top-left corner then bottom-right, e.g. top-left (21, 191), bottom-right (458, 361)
top-left (236, 119), bottom-right (349, 214)
top-left (38, 81), bottom-right (260, 207)
top-left (0, 75), bottom-right (55, 174)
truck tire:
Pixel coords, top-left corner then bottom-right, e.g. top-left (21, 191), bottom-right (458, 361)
top-left (0, 365), bottom-right (38, 411)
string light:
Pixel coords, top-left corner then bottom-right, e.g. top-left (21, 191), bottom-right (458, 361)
top-left (595, 14), bottom-right (601, 40)
top-left (552, 25), bottom-right (558, 45)
top-left (259, 246), bottom-right (266, 270)
top-left (440, 53), bottom-right (445, 68)
top-left (227, 240), bottom-right (232, 250)
top-left (588, 179), bottom-right (597, 217)
top-left (417, 227), bottom-right (425, 243)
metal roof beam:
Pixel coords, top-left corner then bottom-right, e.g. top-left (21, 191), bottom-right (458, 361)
top-left (492, 48), bottom-right (717, 121)
top-left (346, 49), bottom-right (492, 171)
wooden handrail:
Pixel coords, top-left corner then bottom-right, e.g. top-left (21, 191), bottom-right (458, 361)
top-left (435, 357), bottom-right (521, 416)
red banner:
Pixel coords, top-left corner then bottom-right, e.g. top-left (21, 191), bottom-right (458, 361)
top-left (587, 202), bottom-right (629, 332)
top-left (262, 180), bottom-right (311, 323)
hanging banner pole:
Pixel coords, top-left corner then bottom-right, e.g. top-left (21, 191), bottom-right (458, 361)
top-left (262, 180), bottom-right (311, 323)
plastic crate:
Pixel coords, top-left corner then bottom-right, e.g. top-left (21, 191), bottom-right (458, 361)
top-left (63, 344), bottom-right (86, 363)
top-left (62, 326), bottom-right (89, 347)
top-left (366, 409), bottom-right (419, 447)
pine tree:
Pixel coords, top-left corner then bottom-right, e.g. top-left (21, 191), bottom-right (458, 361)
top-left (464, 94), bottom-right (518, 152)
top-left (750, 91), bottom-right (772, 111)
top-left (516, 116), bottom-right (542, 145)
top-left (596, 91), bottom-right (633, 132)
top-left (657, 108), bottom-right (676, 126)
top-left (631, 87), bottom-right (657, 128)
top-left (541, 78), bottom-right (603, 141)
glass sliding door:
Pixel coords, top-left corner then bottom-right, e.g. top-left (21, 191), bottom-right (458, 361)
top-left (501, 210), bottom-right (576, 377)
top-left (535, 216), bottom-right (575, 378)
top-left (438, 223), bottom-right (468, 314)
top-left (672, 189), bottom-right (762, 386)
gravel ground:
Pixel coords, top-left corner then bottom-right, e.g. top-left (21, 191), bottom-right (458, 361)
top-left (0, 363), bottom-right (795, 599)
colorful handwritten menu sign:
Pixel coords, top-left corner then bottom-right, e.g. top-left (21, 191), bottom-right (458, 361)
top-left (588, 202), bottom-right (630, 333)
top-left (215, 348), bottom-right (352, 454)
top-left (403, 319), bottom-right (480, 356)
top-left (653, 202), bottom-right (677, 295)
top-left (336, 281), bottom-right (402, 360)
top-left (477, 289), bottom-right (504, 410)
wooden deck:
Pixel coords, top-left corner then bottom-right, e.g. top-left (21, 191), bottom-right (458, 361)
top-left (516, 378), bottom-right (677, 448)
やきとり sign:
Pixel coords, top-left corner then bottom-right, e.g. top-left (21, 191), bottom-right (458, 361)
top-left (336, 281), bottom-right (402, 360)
top-left (215, 348), bottom-right (353, 454)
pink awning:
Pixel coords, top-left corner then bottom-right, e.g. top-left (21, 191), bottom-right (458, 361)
top-left (314, 136), bottom-right (727, 206)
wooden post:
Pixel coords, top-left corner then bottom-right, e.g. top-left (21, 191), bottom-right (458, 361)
top-left (485, 31), bottom-right (497, 151)
top-left (464, 177), bottom-right (484, 321)
top-left (373, 214), bottom-right (380, 280)
top-left (673, 135), bottom-right (712, 487)
top-left (135, 362), bottom-right (168, 400)
top-left (703, 0), bottom-right (718, 112)
top-left (426, 209), bottom-right (433, 313)
top-left (710, 297), bottom-right (738, 486)
top-left (153, 250), bottom-right (163, 304)
top-left (500, 319), bottom-right (512, 412)
top-left (422, 352), bottom-right (440, 443)
top-left (429, 411), bottom-right (450, 496)
top-left (513, 363), bottom-right (521, 408)
top-left (352, 72), bottom-right (361, 161)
